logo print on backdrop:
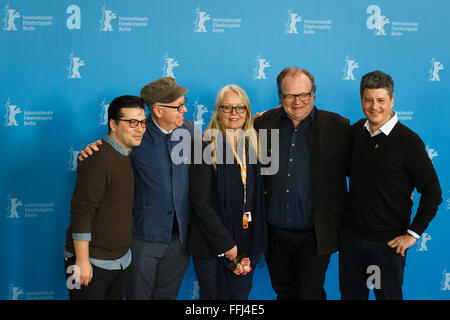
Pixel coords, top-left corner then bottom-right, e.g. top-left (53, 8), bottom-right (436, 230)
top-left (441, 269), bottom-right (450, 291)
top-left (193, 99), bottom-right (209, 129)
top-left (428, 57), bottom-right (444, 82)
top-left (397, 111), bottom-right (414, 121)
top-left (2, 4), bottom-right (20, 31)
top-left (5, 194), bottom-right (22, 219)
top-left (7, 284), bottom-right (54, 299)
top-left (193, 8), bottom-right (241, 33)
top-left (343, 56), bottom-right (359, 81)
top-left (284, 8), bottom-right (331, 35)
top-left (194, 8), bottom-right (211, 32)
top-left (4, 99), bottom-right (21, 126)
top-left (3, 4), bottom-right (52, 31)
top-left (8, 285), bottom-right (24, 300)
top-left (416, 233), bottom-right (432, 252)
top-left (68, 52), bottom-right (85, 79)
top-left (285, 8), bottom-right (302, 34)
top-left (4, 195), bottom-right (54, 219)
top-left (426, 144), bottom-right (438, 163)
top-left (366, 5), bottom-right (390, 36)
top-left (99, 99), bottom-right (109, 125)
top-left (254, 55), bottom-right (270, 80)
top-left (97, 5), bottom-right (148, 32)
top-left (4, 99), bottom-right (53, 126)
top-left (100, 5), bottom-right (117, 31)
top-left (68, 146), bottom-right (81, 171)
top-left (162, 53), bottom-right (179, 78)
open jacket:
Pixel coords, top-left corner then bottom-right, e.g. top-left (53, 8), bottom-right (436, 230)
top-left (254, 107), bottom-right (351, 255)
top-left (187, 139), bottom-right (267, 259)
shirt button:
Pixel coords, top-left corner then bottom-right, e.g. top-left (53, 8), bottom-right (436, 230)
top-left (286, 204), bottom-right (289, 208)
top-left (287, 174), bottom-right (291, 177)
top-left (289, 158), bottom-right (293, 162)
top-left (292, 144), bottom-right (295, 147)
top-left (286, 189), bottom-right (289, 193)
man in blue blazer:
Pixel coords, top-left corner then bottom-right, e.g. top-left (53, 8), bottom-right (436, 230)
top-left (79, 77), bottom-right (197, 299)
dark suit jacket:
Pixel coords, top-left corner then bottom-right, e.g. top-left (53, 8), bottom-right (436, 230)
top-left (187, 151), bottom-right (235, 258)
top-left (254, 107), bottom-right (351, 255)
top-left (187, 140), bottom-right (267, 259)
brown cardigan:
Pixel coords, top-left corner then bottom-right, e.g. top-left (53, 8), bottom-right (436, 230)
top-left (64, 141), bottom-right (134, 260)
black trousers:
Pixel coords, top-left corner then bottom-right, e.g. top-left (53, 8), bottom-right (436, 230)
top-left (192, 255), bottom-right (255, 300)
top-left (338, 229), bottom-right (406, 300)
top-left (265, 225), bottom-right (330, 300)
top-left (64, 256), bottom-right (130, 300)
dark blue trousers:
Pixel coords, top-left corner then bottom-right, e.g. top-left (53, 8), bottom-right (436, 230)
top-left (126, 235), bottom-right (190, 300)
top-left (192, 255), bottom-right (255, 300)
top-left (338, 229), bottom-right (406, 300)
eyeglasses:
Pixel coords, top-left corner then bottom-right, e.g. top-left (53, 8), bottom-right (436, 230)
top-left (220, 105), bottom-right (247, 114)
top-left (116, 118), bottom-right (149, 128)
top-left (158, 98), bottom-right (188, 112)
top-left (281, 90), bottom-right (313, 104)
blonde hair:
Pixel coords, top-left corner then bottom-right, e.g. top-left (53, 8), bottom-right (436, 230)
top-left (204, 84), bottom-right (259, 169)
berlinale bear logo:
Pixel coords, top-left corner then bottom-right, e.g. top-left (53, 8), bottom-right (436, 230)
top-left (163, 53), bottom-right (179, 78)
top-left (343, 56), bottom-right (359, 81)
top-left (429, 57), bottom-right (445, 82)
top-left (194, 8), bottom-right (211, 32)
top-left (254, 55), bottom-right (270, 80)
top-left (4, 99), bottom-right (21, 126)
top-left (3, 4), bottom-right (21, 31)
top-left (285, 9), bottom-right (302, 34)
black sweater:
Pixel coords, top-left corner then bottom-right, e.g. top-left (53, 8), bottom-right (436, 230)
top-left (343, 119), bottom-right (442, 241)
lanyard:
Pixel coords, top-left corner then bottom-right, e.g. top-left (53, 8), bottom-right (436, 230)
top-left (233, 140), bottom-right (247, 211)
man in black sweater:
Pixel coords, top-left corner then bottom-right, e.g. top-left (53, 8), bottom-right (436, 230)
top-left (339, 70), bottom-right (442, 300)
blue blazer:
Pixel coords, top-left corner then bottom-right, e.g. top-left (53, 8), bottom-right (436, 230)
top-left (130, 118), bottom-right (196, 243)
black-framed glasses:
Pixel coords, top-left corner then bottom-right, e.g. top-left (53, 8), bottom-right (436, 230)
top-left (158, 98), bottom-right (188, 112)
top-left (281, 90), bottom-right (313, 104)
top-left (116, 118), bottom-right (149, 128)
top-left (220, 105), bottom-right (247, 114)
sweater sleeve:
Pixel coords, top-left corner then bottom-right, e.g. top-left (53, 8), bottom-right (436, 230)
top-left (189, 159), bottom-right (236, 256)
top-left (407, 136), bottom-right (442, 235)
top-left (70, 153), bottom-right (108, 234)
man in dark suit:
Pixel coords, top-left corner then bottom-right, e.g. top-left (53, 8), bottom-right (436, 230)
top-left (254, 67), bottom-right (351, 299)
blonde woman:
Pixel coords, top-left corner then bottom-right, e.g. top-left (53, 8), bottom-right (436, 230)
top-left (187, 84), bottom-right (267, 300)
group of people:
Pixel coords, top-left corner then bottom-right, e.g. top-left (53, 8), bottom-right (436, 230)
top-left (63, 67), bottom-right (442, 300)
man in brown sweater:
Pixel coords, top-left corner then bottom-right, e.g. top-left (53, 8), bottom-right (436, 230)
top-left (64, 95), bottom-right (147, 299)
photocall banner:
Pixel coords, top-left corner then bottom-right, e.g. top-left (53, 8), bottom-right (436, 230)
top-left (1, 0), bottom-right (448, 300)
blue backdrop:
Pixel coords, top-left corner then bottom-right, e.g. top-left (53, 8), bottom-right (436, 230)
top-left (1, 0), bottom-right (448, 300)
